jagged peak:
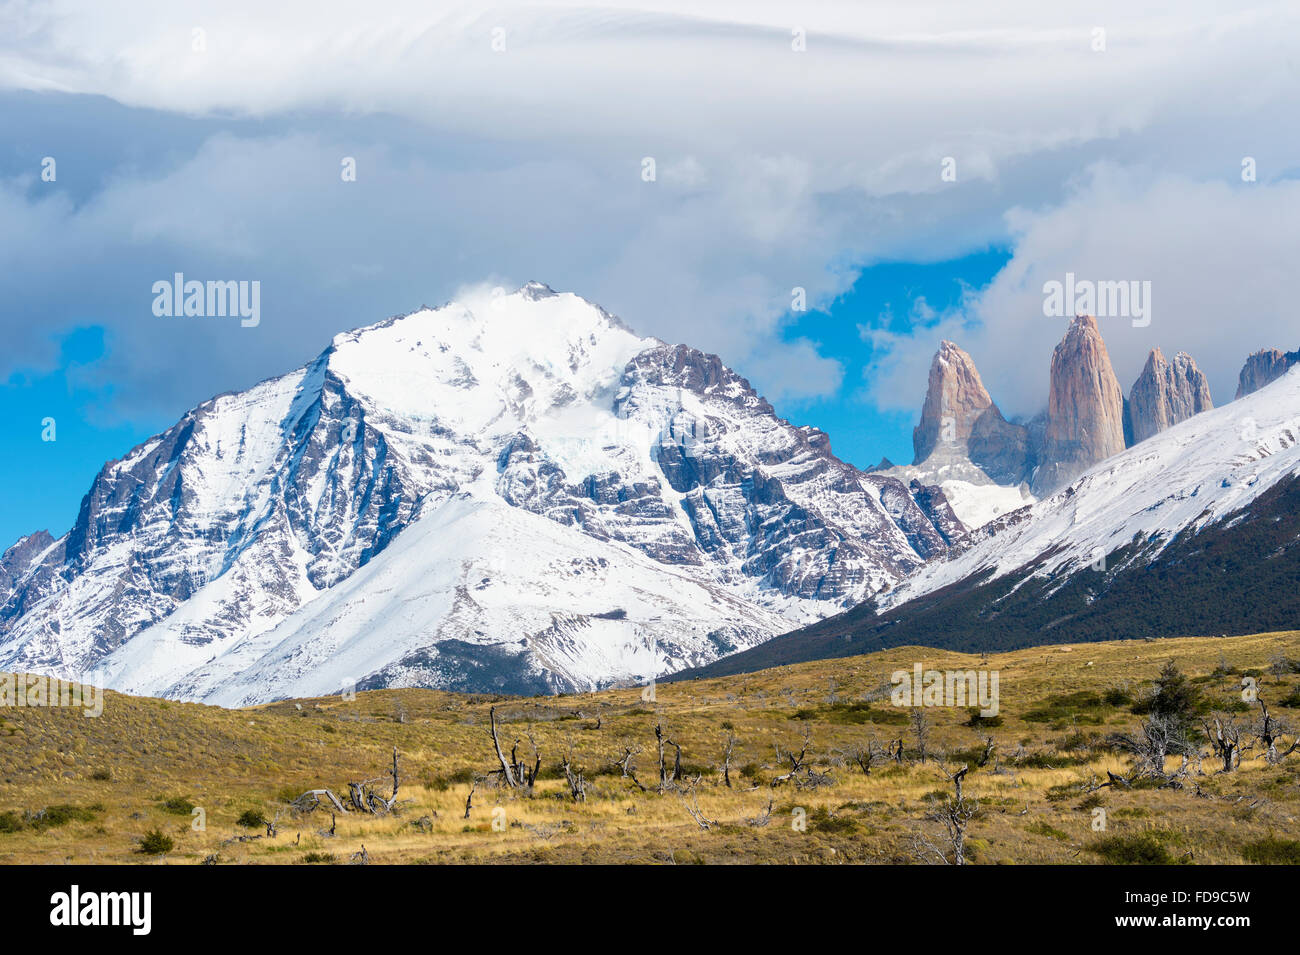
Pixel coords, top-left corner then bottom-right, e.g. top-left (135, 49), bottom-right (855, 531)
top-left (1067, 313), bottom-right (1102, 335)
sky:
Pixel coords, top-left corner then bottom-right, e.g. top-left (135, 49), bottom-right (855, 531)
top-left (1, 1), bottom-right (1299, 546)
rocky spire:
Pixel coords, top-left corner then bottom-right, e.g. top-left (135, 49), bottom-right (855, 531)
top-left (1127, 348), bottom-right (1213, 444)
top-left (1032, 315), bottom-right (1126, 495)
top-left (908, 340), bottom-right (1032, 487)
top-left (1235, 347), bottom-right (1300, 399)
top-left (912, 341), bottom-right (994, 465)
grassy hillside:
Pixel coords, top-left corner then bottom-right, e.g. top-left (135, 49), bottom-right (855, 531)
top-left (3, 631), bottom-right (1300, 865)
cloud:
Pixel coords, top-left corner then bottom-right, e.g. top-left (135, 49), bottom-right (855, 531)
top-left (0, 0), bottom-right (1298, 424)
top-left (864, 168), bottom-right (1300, 418)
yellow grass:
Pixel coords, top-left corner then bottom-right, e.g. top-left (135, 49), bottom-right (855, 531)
top-left (1, 631), bottom-right (1298, 864)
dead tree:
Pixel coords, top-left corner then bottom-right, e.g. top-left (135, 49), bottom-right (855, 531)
top-left (560, 744), bottom-right (587, 802)
top-left (910, 708), bottom-right (931, 763)
top-left (265, 808), bottom-right (287, 839)
top-left (771, 728), bottom-right (812, 786)
top-left (655, 723), bottom-right (668, 788)
top-left (489, 706), bottom-right (520, 788)
top-left (914, 764), bottom-right (978, 866)
top-left (385, 746), bottom-right (400, 809)
top-left (745, 797), bottom-right (774, 828)
top-left (609, 741), bottom-right (647, 790)
top-left (1268, 653), bottom-right (1293, 685)
top-left (1204, 716), bottom-right (1247, 773)
top-left (721, 732), bottom-right (737, 788)
top-left (611, 742), bottom-right (642, 777)
top-left (293, 748), bottom-right (401, 818)
top-left (510, 733), bottom-right (542, 790)
top-left (1254, 699), bottom-right (1300, 764)
top-left (678, 775), bottom-right (714, 830)
top-left (464, 775), bottom-right (479, 819)
top-left (292, 789), bottom-right (349, 815)
top-left (1085, 770), bottom-right (1134, 793)
top-left (667, 737), bottom-right (684, 782)
top-left (1110, 713), bottom-right (1193, 780)
top-left (840, 737), bottom-right (888, 775)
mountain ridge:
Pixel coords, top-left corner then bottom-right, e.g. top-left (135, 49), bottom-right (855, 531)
top-left (0, 284), bottom-right (963, 701)
top-left (671, 364), bottom-right (1300, 680)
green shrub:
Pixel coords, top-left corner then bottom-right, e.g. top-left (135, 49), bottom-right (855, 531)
top-left (1027, 820), bottom-right (1070, 842)
top-left (160, 796), bottom-right (195, 815)
top-left (301, 851), bottom-right (336, 864)
top-left (1102, 686), bottom-right (1133, 712)
top-left (1015, 751), bottom-right (1092, 769)
top-left (90, 769), bottom-right (112, 781)
top-left (138, 829), bottom-right (174, 855)
top-left (236, 809), bottom-right (267, 829)
top-left (28, 805), bottom-right (96, 831)
top-left (1086, 832), bottom-right (1183, 865)
top-left (809, 806), bottom-right (859, 834)
top-left (965, 708), bottom-right (1003, 728)
top-left (0, 811), bottom-right (22, 833)
top-left (1024, 691), bottom-right (1105, 723)
top-left (1045, 783), bottom-right (1080, 802)
top-left (791, 702), bottom-right (909, 725)
top-left (1132, 661), bottom-right (1204, 728)
top-left (1241, 837), bottom-right (1300, 864)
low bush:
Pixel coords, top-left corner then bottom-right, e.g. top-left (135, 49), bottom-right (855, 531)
top-left (138, 829), bottom-right (174, 855)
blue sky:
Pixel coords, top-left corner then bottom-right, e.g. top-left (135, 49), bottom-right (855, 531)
top-left (775, 249), bottom-right (1012, 470)
top-left (2, 1), bottom-right (1299, 548)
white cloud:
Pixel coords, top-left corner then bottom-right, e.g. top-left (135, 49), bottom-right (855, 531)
top-left (865, 168), bottom-right (1300, 418)
top-left (1, 1), bottom-right (1298, 420)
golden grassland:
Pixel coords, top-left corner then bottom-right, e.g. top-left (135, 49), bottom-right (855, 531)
top-left (2, 631), bottom-right (1300, 865)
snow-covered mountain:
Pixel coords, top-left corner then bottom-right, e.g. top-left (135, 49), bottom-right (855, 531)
top-left (672, 364), bottom-right (1300, 680)
top-left (0, 283), bottom-right (965, 702)
top-left (880, 364), bottom-right (1300, 610)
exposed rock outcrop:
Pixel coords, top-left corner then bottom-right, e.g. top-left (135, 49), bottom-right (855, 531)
top-left (1235, 348), bottom-right (1300, 399)
top-left (909, 340), bottom-right (1031, 482)
top-left (1032, 315), bottom-right (1126, 495)
top-left (1126, 348), bottom-right (1213, 443)
top-left (911, 341), bottom-right (995, 465)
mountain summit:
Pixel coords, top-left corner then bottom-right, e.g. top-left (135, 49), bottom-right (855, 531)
top-left (1127, 347), bottom-right (1213, 444)
top-left (0, 284), bottom-right (963, 703)
top-left (1032, 315), bottom-right (1127, 494)
top-left (911, 341), bottom-right (995, 465)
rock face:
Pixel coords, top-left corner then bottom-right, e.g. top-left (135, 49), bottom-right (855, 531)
top-left (1127, 348), bottom-right (1214, 443)
top-left (880, 341), bottom-right (1033, 530)
top-left (1032, 315), bottom-right (1126, 495)
top-left (968, 405), bottom-right (1033, 486)
top-left (1235, 348), bottom-right (1300, 399)
top-left (912, 341), bottom-right (995, 465)
top-left (910, 341), bottom-right (1032, 483)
